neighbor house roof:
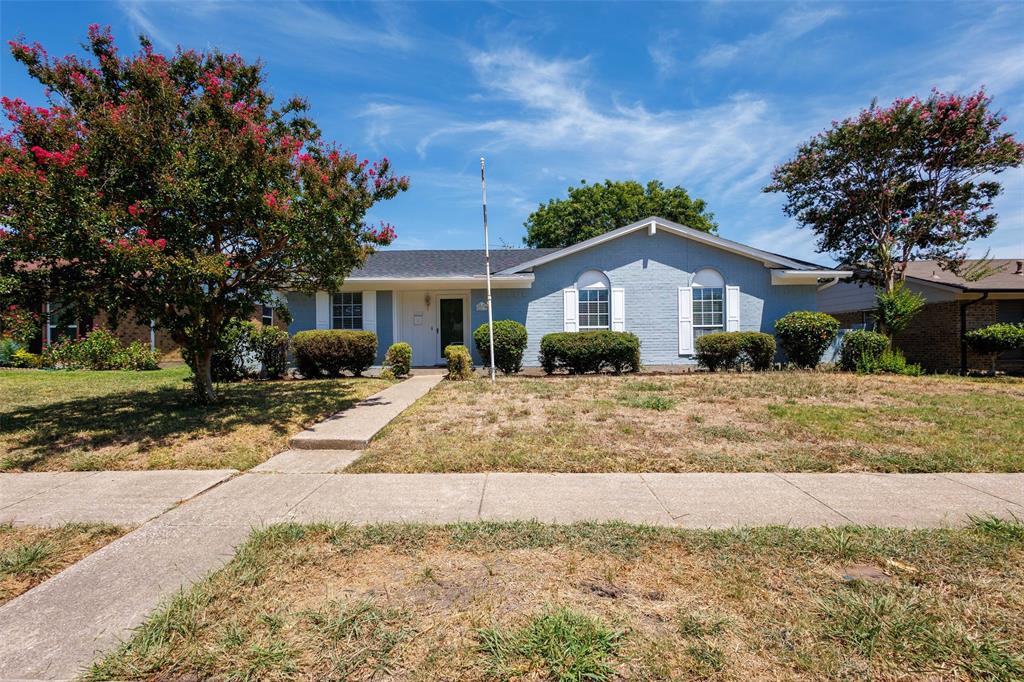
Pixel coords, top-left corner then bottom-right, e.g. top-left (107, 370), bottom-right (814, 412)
top-left (903, 259), bottom-right (1024, 292)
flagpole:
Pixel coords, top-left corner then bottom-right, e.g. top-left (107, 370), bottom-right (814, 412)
top-left (481, 157), bottom-right (496, 382)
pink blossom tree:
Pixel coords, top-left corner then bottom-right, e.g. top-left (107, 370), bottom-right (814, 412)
top-left (765, 89), bottom-right (1024, 291)
top-left (0, 27), bottom-right (408, 401)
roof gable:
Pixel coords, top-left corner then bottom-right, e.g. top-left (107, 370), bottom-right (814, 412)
top-left (496, 217), bottom-right (826, 274)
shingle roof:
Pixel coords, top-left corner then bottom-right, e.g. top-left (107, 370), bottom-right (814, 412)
top-left (350, 248), bottom-right (558, 278)
top-left (905, 259), bottom-right (1024, 291)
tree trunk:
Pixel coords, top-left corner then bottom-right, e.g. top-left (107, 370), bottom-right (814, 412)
top-left (193, 346), bottom-right (218, 404)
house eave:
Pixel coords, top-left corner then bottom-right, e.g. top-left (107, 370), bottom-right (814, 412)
top-left (771, 269), bottom-right (853, 285)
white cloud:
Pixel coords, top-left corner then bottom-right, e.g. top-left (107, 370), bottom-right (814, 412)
top-left (697, 6), bottom-right (843, 68)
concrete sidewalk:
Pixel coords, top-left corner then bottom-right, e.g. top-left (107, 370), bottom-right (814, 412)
top-left (0, 469), bottom-right (235, 527)
top-left (1, 470), bottom-right (1022, 680)
top-left (289, 373), bottom-right (442, 449)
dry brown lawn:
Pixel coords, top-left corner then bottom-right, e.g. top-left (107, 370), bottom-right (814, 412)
top-left (90, 520), bottom-right (1024, 681)
top-left (0, 367), bottom-right (390, 472)
top-left (352, 372), bottom-right (1024, 473)
top-left (0, 523), bottom-right (128, 605)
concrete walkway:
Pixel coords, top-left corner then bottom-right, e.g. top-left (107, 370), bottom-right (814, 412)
top-left (0, 469), bottom-right (235, 527)
top-left (1, 470), bottom-right (1022, 680)
top-left (289, 373), bottom-right (442, 449)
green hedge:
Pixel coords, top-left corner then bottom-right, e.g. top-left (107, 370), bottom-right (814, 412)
top-left (291, 330), bottom-right (377, 378)
top-left (839, 330), bottom-right (889, 372)
top-left (473, 320), bottom-right (528, 375)
top-left (444, 344), bottom-right (473, 380)
top-left (384, 342), bottom-right (412, 378)
top-left (964, 323), bottom-right (1024, 354)
top-left (695, 331), bottom-right (776, 371)
top-left (539, 331), bottom-right (641, 374)
top-left (47, 328), bottom-right (161, 371)
top-left (695, 332), bottom-right (742, 371)
top-left (774, 311), bottom-right (839, 369)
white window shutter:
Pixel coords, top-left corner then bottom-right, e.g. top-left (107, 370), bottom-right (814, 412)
top-left (678, 287), bottom-right (693, 354)
top-left (563, 288), bottom-right (578, 332)
top-left (726, 286), bottom-right (740, 332)
top-left (611, 288), bottom-right (625, 331)
top-left (315, 291), bottom-right (330, 330)
top-left (362, 291), bottom-right (377, 333)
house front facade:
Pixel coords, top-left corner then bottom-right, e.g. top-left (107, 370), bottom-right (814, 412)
top-left (285, 217), bottom-right (850, 367)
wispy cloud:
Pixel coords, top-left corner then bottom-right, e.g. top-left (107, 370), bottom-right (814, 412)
top-left (118, 0), bottom-right (413, 53)
top-left (697, 6), bottom-right (843, 68)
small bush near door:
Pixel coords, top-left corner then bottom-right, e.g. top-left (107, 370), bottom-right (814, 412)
top-left (384, 342), bottom-right (412, 378)
top-left (473, 320), bottom-right (528, 375)
top-left (738, 332), bottom-right (776, 371)
top-left (292, 330), bottom-right (378, 378)
top-left (539, 331), bottom-right (641, 374)
top-left (444, 344), bottom-right (473, 380)
top-left (964, 323), bottom-right (1024, 374)
top-left (774, 311), bottom-right (839, 369)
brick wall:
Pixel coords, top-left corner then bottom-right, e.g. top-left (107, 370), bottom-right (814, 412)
top-left (91, 311), bottom-right (179, 353)
top-left (834, 300), bottom-right (1006, 373)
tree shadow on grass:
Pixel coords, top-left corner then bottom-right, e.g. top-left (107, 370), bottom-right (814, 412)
top-left (0, 378), bottom-right (370, 470)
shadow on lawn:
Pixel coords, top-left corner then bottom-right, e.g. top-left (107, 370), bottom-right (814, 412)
top-left (1, 378), bottom-right (365, 469)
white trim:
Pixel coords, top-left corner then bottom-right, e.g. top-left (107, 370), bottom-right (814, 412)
top-left (314, 291), bottom-right (330, 330)
top-left (771, 269), bottom-right (853, 285)
top-left (678, 287), bottom-right (693, 355)
top-left (726, 285), bottom-right (740, 332)
top-left (563, 288), bottom-right (578, 332)
top-left (611, 288), bottom-right (625, 332)
top-left (362, 291), bottom-right (377, 334)
top-left (498, 217), bottom-right (820, 274)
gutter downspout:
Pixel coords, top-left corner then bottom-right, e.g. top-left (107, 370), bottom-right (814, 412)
top-left (816, 277), bottom-right (842, 292)
top-left (959, 292), bottom-right (989, 375)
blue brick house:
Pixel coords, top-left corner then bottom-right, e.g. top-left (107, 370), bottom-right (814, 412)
top-left (284, 217), bottom-right (849, 367)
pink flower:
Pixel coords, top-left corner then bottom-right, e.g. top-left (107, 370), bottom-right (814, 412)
top-left (74, 166), bottom-right (88, 178)
top-left (155, 238), bottom-right (167, 249)
top-left (127, 203), bottom-right (141, 217)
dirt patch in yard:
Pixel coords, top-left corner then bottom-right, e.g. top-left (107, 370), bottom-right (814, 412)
top-left (89, 520), bottom-right (1024, 681)
top-left (352, 373), bottom-right (1024, 473)
top-left (0, 523), bottom-right (128, 605)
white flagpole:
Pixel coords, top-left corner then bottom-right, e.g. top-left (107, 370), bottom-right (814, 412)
top-left (481, 157), bottom-right (496, 382)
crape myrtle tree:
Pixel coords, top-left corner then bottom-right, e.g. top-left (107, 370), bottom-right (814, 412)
top-left (0, 27), bottom-right (408, 402)
top-left (524, 179), bottom-right (717, 248)
top-left (766, 89), bottom-right (1024, 292)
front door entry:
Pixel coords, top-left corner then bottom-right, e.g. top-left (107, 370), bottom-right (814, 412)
top-left (438, 297), bottom-right (464, 359)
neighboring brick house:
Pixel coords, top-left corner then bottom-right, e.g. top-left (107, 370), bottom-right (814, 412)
top-left (29, 302), bottom-right (282, 358)
top-left (818, 259), bottom-right (1024, 374)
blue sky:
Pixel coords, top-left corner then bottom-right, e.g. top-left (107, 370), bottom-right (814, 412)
top-left (2, 1), bottom-right (1022, 264)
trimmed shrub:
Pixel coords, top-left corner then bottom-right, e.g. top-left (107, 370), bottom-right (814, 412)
top-left (965, 323), bottom-right (1024, 374)
top-left (539, 331), bottom-right (641, 375)
top-left (252, 326), bottom-right (289, 379)
top-left (0, 338), bottom-right (21, 366)
top-left (292, 330), bottom-right (377, 378)
top-left (839, 330), bottom-right (889, 372)
top-left (739, 331), bottom-right (776, 371)
top-left (444, 344), bottom-right (473, 381)
top-left (858, 347), bottom-right (924, 376)
top-left (384, 342), bottom-right (412, 378)
top-left (774, 311), bottom-right (839, 369)
top-left (473, 320), bottom-right (528, 375)
top-left (46, 328), bottom-right (161, 371)
top-left (695, 332), bottom-right (743, 372)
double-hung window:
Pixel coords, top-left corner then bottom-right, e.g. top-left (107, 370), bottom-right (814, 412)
top-left (578, 289), bottom-right (609, 330)
top-left (261, 305), bottom-right (274, 326)
top-left (692, 287), bottom-right (724, 341)
top-left (332, 292), bottom-right (362, 330)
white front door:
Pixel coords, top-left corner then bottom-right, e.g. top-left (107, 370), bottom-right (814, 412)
top-left (400, 291), bottom-right (437, 366)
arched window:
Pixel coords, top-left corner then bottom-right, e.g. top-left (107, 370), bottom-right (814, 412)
top-left (576, 269), bottom-right (610, 330)
top-left (691, 268), bottom-right (724, 341)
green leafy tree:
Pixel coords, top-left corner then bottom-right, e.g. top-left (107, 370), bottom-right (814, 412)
top-left (524, 179), bottom-right (716, 248)
top-left (873, 283), bottom-right (925, 340)
top-left (0, 27), bottom-right (408, 401)
top-left (766, 89), bottom-right (1024, 291)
